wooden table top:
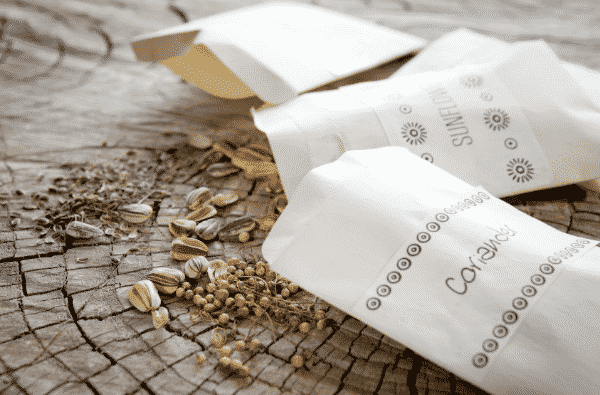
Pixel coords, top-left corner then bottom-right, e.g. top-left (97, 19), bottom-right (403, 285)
top-left (1, 1), bottom-right (600, 394)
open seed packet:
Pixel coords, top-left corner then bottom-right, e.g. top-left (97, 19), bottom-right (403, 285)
top-left (392, 28), bottom-right (600, 193)
top-left (262, 146), bottom-right (600, 394)
top-left (130, 2), bottom-right (424, 105)
top-left (253, 33), bottom-right (600, 198)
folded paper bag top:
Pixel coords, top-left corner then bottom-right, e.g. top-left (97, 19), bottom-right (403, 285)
top-left (253, 34), bottom-right (600, 198)
top-left (262, 146), bottom-right (600, 394)
top-left (130, 2), bottom-right (425, 105)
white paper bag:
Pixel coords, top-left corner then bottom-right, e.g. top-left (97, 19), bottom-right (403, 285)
top-left (393, 28), bottom-right (600, 193)
top-left (253, 34), bottom-right (600, 198)
top-left (131, 2), bottom-right (425, 105)
top-left (262, 146), bottom-right (600, 395)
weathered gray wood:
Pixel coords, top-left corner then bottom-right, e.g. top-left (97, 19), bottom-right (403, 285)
top-left (1, 0), bottom-right (599, 394)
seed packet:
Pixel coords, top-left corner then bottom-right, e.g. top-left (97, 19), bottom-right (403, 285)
top-left (262, 146), bottom-right (600, 394)
top-left (131, 2), bottom-right (424, 105)
top-left (253, 34), bottom-right (600, 198)
top-left (393, 28), bottom-right (600, 193)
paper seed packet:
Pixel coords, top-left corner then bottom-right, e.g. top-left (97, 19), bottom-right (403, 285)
top-left (130, 2), bottom-right (425, 106)
top-left (262, 146), bottom-right (600, 395)
top-left (253, 29), bottom-right (600, 198)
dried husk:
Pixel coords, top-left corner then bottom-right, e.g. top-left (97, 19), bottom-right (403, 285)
top-left (184, 256), bottom-right (209, 279)
top-left (119, 204), bottom-right (153, 223)
top-left (186, 205), bottom-right (217, 222)
top-left (207, 163), bottom-right (240, 178)
top-left (257, 215), bottom-right (278, 231)
top-left (147, 267), bottom-right (185, 294)
top-left (207, 259), bottom-right (228, 282)
top-left (210, 193), bottom-right (239, 208)
top-left (186, 187), bottom-right (212, 211)
top-left (171, 236), bottom-right (209, 261)
top-left (65, 221), bottom-right (104, 239)
top-left (194, 217), bottom-right (224, 240)
top-left (218, 216), bottom-right (256, 242)
top-left (235, 147), bottom-right (272, 163)
top-left (169, 219), bottom-right (197, 238)
top-left (212, 140), bottom-right (236, 158)
top-left (244, 142), bottom-right (273, 159)
top-left (188, 130), bottom-right (213, 150)
top-left (128, 280), bottom-right (161, 312)
top-left (151, 306), bottom-right (170, 329)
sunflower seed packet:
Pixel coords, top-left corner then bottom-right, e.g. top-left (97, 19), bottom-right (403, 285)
top-left (253, 34), bottom-right (600, 198)
top-left (262, 146), bottom-right (600, 394)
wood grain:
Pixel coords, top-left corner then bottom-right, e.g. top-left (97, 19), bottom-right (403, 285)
top-left (1, 1), bottom-right (599, 394)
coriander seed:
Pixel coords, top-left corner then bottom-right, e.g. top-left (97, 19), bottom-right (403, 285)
top-left (291, 355), bottom-right (304, 368)
top-left (281, 288), bottom-right (290, 298)
top-left (182, 281), bottom-right (191, 290)
top-left (175, 287), bottom-right (185, 298)
top-left (317, 319), bottom-right (326, 330)
top-left (206, 283), bottom-right (217, 293)
top-left (227, 265), bottom-right (236, 274)
top-left (245, 267), bottom-right (255, 276)
top-left (205, 294), bottom-right (215, 303)
top-left (219, 345), bottom-right (232, 358)
top-left (254, 306), bottom-right (264, 317)
top-left (249, 338), bottom-right (260, 351)
top-left (228, 283), bottom-right (237, 293)
top-left (204, 303), bottom-right (215, 313)
top-left (213, 299), bottom-right (223, 309)
top-left (227, 257), bottom-right (240, 267)
top-left (299, 322), bottom-right (310, 334)
top-left (256, 267), bottom-right (266, 277)
top-left (315, 310), bottom-right (326, 320)
top-left (246, 294), bottom-right (255, 303)
top-left (215, 289), bottom-right (229, 300)
top-left (235, 341), bottom-right (246, 351)
top-left (236, 269), bottom-right (244, 277)
top-left (236, 297), bottom-right (246, 307)
top-left (231, 358), bottom-right (243, 370)
top-left (212, 330), bottom-right (226, 348)
top-left (238, 306), bottom-right (249, 317)
top-left (220, 357), bottom-right (231, 367)
top-left (196, 353), bottom-right (206, 366)
top-left (288, 283), bottom-right (299, 293)
top-left (197, 295), bottom-right (208, 307)
top-left (239, 231), bottom-right (250, 243)
top-left (194, 286), bottom-right (204, 295)
top-left (237, 261), bottom-right (247, 270)
top-left (225, 297), bottom-right (235, 307)
top-left (185, 289), bottom-right (194, 300)
top-left (218, 313), bottom-right (229, 325)
top-left (259, 296), bottom-right (269, 307)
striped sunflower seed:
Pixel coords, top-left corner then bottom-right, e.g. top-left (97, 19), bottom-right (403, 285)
top-left (65, 221), bottom-right (104, 239)
top-left (207, 162), bottom-right (241, 178)
top-left (186, 187), bottom-right (212, 211)
top-left (194, 217), bottom-right (224, 240)
top-left (119, 204), bottom-right (153, 223)
top-left (171, 236), bottom-right (209, 261)
top-left (218, 216), bottom-right (256, 242)
top-left (169, 219), bottom-right (197, 238)
top-left (186, 205), bottom-right (217, 222)
top-left (128, 280), bottom-right (161, 312)
top-left (147, 267), bottom-right (185, 294)
top-left (210, 192), bottom-right (239, 207)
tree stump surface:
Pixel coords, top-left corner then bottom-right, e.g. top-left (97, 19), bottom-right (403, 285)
top-left (1, 0), bottom-right (600, 394)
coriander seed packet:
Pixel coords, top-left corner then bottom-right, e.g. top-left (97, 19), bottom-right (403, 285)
top-left (262, 146), bottom-right (600, 395)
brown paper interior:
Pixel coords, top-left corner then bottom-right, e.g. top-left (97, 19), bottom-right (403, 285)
top-left (159, 44), bottom-right (256, 100)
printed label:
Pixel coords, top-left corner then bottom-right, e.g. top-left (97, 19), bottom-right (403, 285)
top-left (341, 70), bottom-right (553, 196)
top-left (350, 186), bottom-right (597, 383)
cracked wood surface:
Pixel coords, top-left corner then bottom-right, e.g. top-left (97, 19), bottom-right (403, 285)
top-left (1, 0), bottom-right (600, 394)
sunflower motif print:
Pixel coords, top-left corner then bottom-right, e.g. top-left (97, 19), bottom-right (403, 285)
top-left (507, 158), bottom-right (534, 183)
top-left (400, 122), bottom-right (427, 145)
top-left (484, 108), bottom-right (510, 131)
